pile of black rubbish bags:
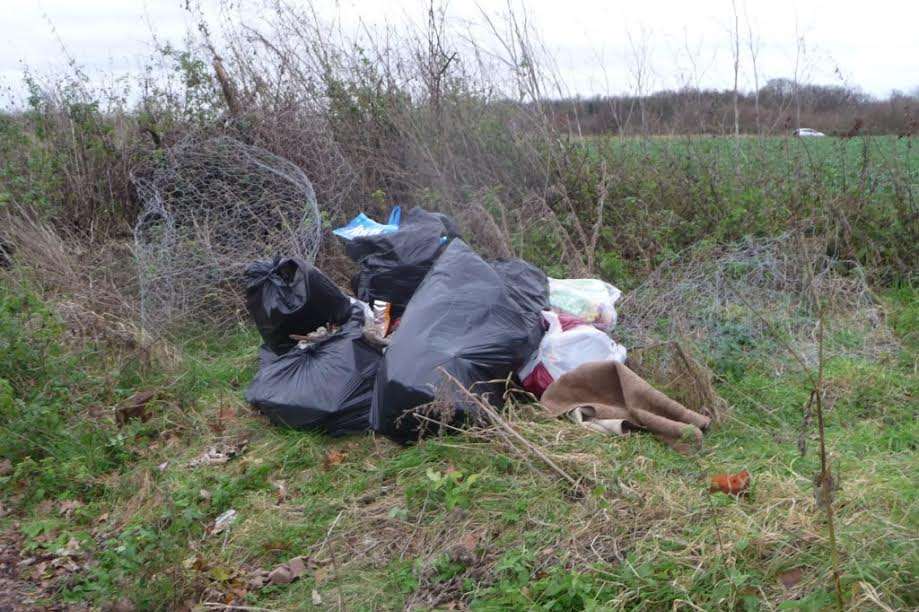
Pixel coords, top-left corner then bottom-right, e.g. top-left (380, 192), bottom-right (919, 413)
top-left (245, 207), bottom-right (551, 442)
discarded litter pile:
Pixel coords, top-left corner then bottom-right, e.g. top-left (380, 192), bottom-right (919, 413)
top-left (244, 206), bottom-right (712, 447)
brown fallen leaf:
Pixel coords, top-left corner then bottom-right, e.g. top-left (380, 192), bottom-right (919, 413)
top-left (116, 390), bottom-right (157, 425)
top-left (0, 458), bottom-right (12, 476)
top-left (272, 480), bottom-right (288, 504)
top-left (265, 555), bottom-right (310, 587)
top-left (323, 450), bottom-right (347, 469)
top-left (58, 499), bottom-right (83, 517)
top-left (287, 556), bottom-right (307, 579)
top-left (778, 567), bottom-right (803, 589)
top-left (182, 555), bottom-right (207, 571)
top-left (247, 570), bottom-right (268, 589)
top-left (227, 583), bottom-right (248, 604)
top-left (267, 565), bottom-right (292, 585)
top-left (448, 531), bottom-right (479, 566)
top-left (709, 470), bottom-right (750, 495)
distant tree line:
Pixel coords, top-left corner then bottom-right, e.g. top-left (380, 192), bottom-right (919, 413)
top-left (550, 79), bottom-right (919, 136)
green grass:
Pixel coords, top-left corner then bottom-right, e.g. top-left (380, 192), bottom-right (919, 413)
top-left (1, 277), bottom-right (916, 610)
top-left (513, 135), bottom-right (917, 290)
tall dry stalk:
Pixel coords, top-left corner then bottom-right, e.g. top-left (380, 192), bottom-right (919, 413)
top-left (744, 3), bottom-right (762, 136)
top-left (725, 281), bottom-right (845, 610)
top-left (730, 0), bottom-right (741, 144)
top-left (814, 310), bottom-right (845, 611)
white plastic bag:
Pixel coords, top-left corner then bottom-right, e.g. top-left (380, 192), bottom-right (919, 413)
top-left (518, 311), bottom-right (627, 395)
top-left (548, 278), bottom-right (622, 332)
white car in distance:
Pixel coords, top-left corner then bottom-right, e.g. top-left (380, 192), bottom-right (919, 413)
top-left (794, 128), bottom-right (826, 137)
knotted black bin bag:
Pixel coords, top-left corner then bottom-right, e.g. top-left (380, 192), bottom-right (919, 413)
top-left (346, 207), bottom-right (460, 316)
top-left (246, 304), bottom-right (382, 435)
top-left (246, 257), bottom-right (351, 355)
top-left (370, 240), bottom-right (548, 440)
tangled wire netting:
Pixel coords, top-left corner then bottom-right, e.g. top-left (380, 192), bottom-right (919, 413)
top-left (133, 136), bottom-right (322, 336)
top-left (618, 233), bottom-right (898, 370)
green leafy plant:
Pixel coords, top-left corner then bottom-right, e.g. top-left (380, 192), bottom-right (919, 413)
top-left (425, 468), bottom-right (481, 510)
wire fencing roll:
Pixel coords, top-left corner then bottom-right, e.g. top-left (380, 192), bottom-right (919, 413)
top-left (133, 136), bottom-right (322, 337)
top-left (618, 233), bottom-right (897, 370)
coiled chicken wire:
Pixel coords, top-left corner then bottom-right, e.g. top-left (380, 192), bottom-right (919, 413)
top-left (133, 136), bottom-right (321, 337)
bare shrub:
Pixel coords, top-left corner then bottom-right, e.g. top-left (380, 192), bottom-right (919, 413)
top-left (202, 0), bottom-right (575, 255)
top-left (1, 73), bottom-right (139, 236)
top-left (2, 1), bottom-right (911, 340)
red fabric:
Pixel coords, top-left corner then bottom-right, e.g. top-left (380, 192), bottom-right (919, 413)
top-left (522, 312), bottom-right (588, 397)
top-left (556, 312), bottom-right (586, 332)
top-left (521, 362), bottom-right (554, 397)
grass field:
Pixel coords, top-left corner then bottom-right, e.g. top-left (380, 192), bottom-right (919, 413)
top-left (1, 233), bottom-right (916, 609)
top-left (600, 135), bottom-right (916, 208)
top-left (500, 134), bottom-right (917, 294)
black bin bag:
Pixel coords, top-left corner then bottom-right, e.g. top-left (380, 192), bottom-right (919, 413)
top-left (370, 240), bottom-right (549, 440)
top-left (246, 305), bottom-right (382, 435)
top-left (246, 257), bottom-right (351, 355)
top-left (346, 207), bottom-right (460, 316)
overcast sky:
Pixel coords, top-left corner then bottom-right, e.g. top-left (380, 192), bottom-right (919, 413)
top-left (2, 0), bottom-right (917, 106)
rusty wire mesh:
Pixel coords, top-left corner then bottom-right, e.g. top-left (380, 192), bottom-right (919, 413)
top-left (617, 232), bottom-right (897, 370)
top-left (133, 136), bottom-right (322, 337)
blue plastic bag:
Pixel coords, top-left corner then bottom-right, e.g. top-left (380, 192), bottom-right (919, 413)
top-left (333, 206), bottom-right (401, 240)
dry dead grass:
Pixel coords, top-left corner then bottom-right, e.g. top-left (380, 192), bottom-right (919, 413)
top-left (1, 209), bottom-right (182, 368)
